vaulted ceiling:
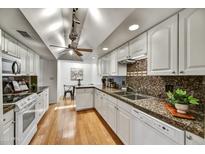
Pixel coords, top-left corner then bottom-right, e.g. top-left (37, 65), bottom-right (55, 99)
top-left (0, 8), bottom-right (181, 62)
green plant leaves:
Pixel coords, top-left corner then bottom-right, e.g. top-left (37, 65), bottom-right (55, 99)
top-left (166, 88), bottom-right (199, 105)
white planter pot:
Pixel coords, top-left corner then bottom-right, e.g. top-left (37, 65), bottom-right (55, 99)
top-left (175, 103), bottom-right (189, 114)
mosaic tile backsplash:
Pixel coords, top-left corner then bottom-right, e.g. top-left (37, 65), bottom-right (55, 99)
top-left (126, 59), bottom-right (205, 104)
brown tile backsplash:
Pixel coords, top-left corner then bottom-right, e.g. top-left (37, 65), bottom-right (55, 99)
top-left (126, 59), bottom-right (205, 104)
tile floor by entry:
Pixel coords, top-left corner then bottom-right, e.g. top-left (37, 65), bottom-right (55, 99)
top-left (30, 99), bottom-right (122, 145)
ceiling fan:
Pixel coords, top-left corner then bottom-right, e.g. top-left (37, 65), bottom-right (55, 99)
top-left (49, 8), bottom-right (93, 56)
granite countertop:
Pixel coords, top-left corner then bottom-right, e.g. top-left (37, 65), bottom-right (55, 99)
top-left (3, 104), bottom-right (15, 114)
top-left (36, 86), bottom-right (49, 94)
top-left (76, 85), bottom-right (204, 138)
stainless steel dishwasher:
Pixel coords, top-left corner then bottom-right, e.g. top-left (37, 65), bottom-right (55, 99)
top-left (131, 107), bottom-right (185, 145)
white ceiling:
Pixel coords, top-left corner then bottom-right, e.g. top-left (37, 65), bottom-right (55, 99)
top-left (97, 8), bottom-right (182, 57)
top-left (0, 8), bottom-right (55, 60)
top-left (0, 8), bottom-right (182, 62)
top-left (20, 8), bottom-right (135, 61)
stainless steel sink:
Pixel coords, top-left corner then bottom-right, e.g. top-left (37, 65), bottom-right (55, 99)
top-left (113, 91), bottom-right (150, 100)
top-left (113, 91), bottom-right (134, 95)
top-left (123, 94), bottom-right (149, 100)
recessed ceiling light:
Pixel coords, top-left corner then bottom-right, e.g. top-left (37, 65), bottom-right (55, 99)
top-left (102, 48), bottom-right (108, 51)
top-left (92, 57), bottom-right (95, 59)
top-left (128, 24), bottom-right (139, 31)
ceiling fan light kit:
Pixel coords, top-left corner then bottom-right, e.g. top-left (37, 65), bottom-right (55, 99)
top-left (49, 8), bottom-right (93, 57)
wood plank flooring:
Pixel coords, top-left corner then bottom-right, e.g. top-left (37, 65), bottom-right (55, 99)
top-left (30, 98), bottom-right (122, 145)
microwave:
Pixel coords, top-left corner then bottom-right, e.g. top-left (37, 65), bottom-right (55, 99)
top-left (2, 53), bottom-right (21, 75)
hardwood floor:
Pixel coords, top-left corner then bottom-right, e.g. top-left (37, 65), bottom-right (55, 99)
top-left (30, 98), bottom-right (123, 145)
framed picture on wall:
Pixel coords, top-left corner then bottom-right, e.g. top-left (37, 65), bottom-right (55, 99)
top-left (71, 68), bottom-right (83, 81)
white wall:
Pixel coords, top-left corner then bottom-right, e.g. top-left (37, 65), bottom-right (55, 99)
top-left (39, 58), bottom-right (57, 104)
top-left (57, 60), bottom-right (101, 99)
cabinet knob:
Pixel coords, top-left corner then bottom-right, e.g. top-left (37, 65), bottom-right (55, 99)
top-left (180, 71), bottom-right (184, 74)
top-left (186, 135), bottom-right (192, 140)
top-left (3, 118), bottom-right (6, 121)
top-left (172, 71), bottom-right (175, 74)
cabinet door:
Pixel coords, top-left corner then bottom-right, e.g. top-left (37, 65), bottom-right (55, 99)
top-left (27, 50), bottom-right (34, 74)
top-left (147, 14), bottom-right (178, 75)
top-left (44, 88), bottom-right (49, 112)
top-left (97, 58), bottom-right (102, 76)
top-left (34, 53), bottom-right (40, 76)
top-left (101, 55), bottom-right (110, 76)
top-left (4, 33), bottom-right (18, 57)
top-left (76, 89), bottom-right (93, 111)
top-left (117, 108), bottom-right (131, 144)
top-left (2, 121), bottom-right (14, 145)
top-left (186, 132), bottom-right (205, 145)
top-left (110, 50), bottom-right (118, 75)
top-left (179, 9), bottom-right (205, 75)
top-left (117, 43), bottom-right (129, 61)
top-left (101, 96), bottom-right (108, 122)
top-left (129, 32), bottom-right (147, 59)
top-left (107, 101), bottom-right (117, 133)
top-left (18, 45), bottom-right (28, 75)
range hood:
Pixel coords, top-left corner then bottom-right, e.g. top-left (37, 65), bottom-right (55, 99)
top-left (118, 53), bottom-right (147, 64)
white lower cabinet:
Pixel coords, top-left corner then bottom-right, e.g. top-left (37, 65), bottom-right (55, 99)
top-left (36, 88), bottom-right (49, 124)
top-left (2, 110), bottom-right (14, 145)
top-left (94, 90), bottom-right (131, 144)
top-left (107, 101), bottom-right (117, 133)
top-left (116, 107), bottom-right (131, 144)
top-left (76, 88), bottom-right (94, 111)
top-left (43, 88), bottom-right (49, 112)
top-left (185, 132), bottom-right (205, 145)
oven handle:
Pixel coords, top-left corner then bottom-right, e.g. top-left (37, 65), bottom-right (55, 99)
top-left (20, 100), bottom-right (37, 113)
top-left (12, 61), bottom-right (19, 74)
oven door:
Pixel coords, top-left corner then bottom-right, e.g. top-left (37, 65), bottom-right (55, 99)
top-left (15, 100), bottom-right (37, 145)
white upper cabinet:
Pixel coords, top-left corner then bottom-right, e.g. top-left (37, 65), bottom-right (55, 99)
top-left (101, 55), bottom-right (110, 76)
top-left (179, 8), bottom-right (205, 75)
top-left (4, 33), bottom-right (19, 57)
top-left (97, 58), bottom-right (102, 76)
top-left (110, 50), bottom-right (118, 75)
top-left (117, 43), bottom-right (129, 61)
top-left (34, 53), bottom-right (40, 76)
top-left (18, 44), bottom-right (28, 75)
top-left (147, 14), bottom-right (178, 75)
top-left (27, 50), bottom-right (34, 75)
top-left (129, 32), bottom-right (147, 59)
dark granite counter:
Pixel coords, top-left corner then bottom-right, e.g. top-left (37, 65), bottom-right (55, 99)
top-left (36, 86), bottom-right (49, 94)
top-left (3, 104), bottom-right (15, 114)
top-left (76, 85), bottom-right (204, 138)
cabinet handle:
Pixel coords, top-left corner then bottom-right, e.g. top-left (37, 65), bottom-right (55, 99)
top-left (180, 71), bottom-right (184, 74)
top-left (172, 71), bottom-right (175, 74)
top-left (186, 135), bottom-right (192, 140)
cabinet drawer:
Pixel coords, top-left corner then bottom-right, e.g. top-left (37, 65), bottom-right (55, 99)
top-left (3, 109), bottom-right (14, 125)
top-left (117, 100), bottom-right (132, 113)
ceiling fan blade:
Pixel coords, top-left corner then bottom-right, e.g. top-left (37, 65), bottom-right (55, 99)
top-left (74, 49), bottom-right (83, 56)
top-left (76, 48), bottom-right (93, 52)
top-left (50, 45), bottom-right (69, 49)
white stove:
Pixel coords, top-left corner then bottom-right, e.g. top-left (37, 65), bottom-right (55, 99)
top-left (15, 93), bottom-right (38, 145)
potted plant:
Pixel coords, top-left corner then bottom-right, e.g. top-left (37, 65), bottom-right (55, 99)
top-left (166, 89), bottom-right (199, 114)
